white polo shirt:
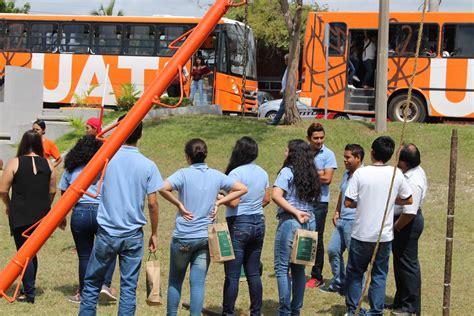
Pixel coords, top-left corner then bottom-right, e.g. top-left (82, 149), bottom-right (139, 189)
top-left (345, 165), bottom-right (412, 242)
top-left (394, 166), bottom-right (427, 216)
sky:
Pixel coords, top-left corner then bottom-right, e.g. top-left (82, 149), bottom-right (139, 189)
top-left (13, 0), bottom-right (474, 16)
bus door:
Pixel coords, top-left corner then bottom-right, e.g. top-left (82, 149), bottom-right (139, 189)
top-left (345, 28), bottom-right (377, 113)
top-left (191, 34), bottom-right (218, 106)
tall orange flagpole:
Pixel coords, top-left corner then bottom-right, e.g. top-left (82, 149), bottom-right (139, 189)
top-left (0, 0), bottom-right (246, 300)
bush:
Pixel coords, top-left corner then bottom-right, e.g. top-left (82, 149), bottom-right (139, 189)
top-left (72, 84), bottom-right (99, 107)
top-left (154, 96), bottom-right (192, 108)
top-left (115, 83), bottom-right (141, 111)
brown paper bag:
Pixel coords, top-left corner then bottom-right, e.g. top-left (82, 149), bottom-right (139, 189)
top-left (145, 252), bottom-right (163, 306)
top-left (208, 222), bottom-right (235, 263)
top-left (290, 229), bottom-right (318, 265)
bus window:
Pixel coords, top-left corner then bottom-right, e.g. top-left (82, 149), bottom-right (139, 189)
top-left (30, 23), bottom-right (58, 53)
top-left (126, 25), bottom-right (155, 56)
top-left (224, 23), bottom-right (257, 80)
top-left (94, 24), bottom-right (122, 55)
top-left (158, 25), bottom-right (186, 56)
top-left (62, 24), bottom-right (91, 54)
top-left (0, 22), bottom-right (3, 50)
top-left (389, 23), bottom-right (439, 57)
top-left (5, 22), bottom-right (27, 52)
top-left (328, 23), bottom-right (346, 56)
top-left (217, 32), bottom-right (228, 73)
top-left (442, 23), bottom-right (474, 58)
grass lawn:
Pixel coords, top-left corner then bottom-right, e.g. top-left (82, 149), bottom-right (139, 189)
top-left (0, 116), bottom-right (472, 315)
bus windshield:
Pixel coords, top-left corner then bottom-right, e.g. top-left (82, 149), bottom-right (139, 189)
top-left (225, 23), bottom-right (257, 80)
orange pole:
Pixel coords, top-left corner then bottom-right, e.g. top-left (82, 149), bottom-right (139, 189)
top-left (0, 0), bottom-right (237, 298)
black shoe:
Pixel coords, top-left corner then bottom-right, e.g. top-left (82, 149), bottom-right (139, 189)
top-left (17, 294), bottom-right (35, 304)
top-left (319, 284), bottom-right (344, 296)
top-left (384, 303), bottom-right (394, 310)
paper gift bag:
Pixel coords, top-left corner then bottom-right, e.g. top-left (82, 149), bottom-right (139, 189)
top-left (208, 222), bottom-right (235, 263)
top-left (290, 229), bottom-right (318, 265)
top-left (145, 252), bottom-right (163, 306)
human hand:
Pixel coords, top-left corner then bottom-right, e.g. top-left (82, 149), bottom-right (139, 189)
top-left (148, 234), bottom-right (158, 252)
top-left (332, 211), bottom-right (340, 226)
top-left (178, 203), bottom-right (193, 221)
top-left (208, 203), bottom-right (219, 220)
top-left (295, 211), bottom-right (310, 224)
top-left (59, 218), bottom-right (67, 230)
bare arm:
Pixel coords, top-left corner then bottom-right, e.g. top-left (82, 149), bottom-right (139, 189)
top-left (272, 187), bottom-right (310, 224)
top-left (317, 168), bottom-right (335, 185)
top-left (48, 160), bottom-right (57, 202)
top-left (394, 213), bottom-right (416, 232)
top-left (0, 158), bottom-right (17, 215)
top-left (344, 196), bottom-right (357, 209)
top-left (147, 192), bottom-right (159, 252)
top-left (216, 182), bottom-right (247, 207)
top-left (159, 180), bottom-right (193, 221)
top-left (52, 156), bottom-right (63, 168)
top-left (395, 195), bottom-right (413, 206)
top-left (262, 188), bottom-right (271, 208)
top-left (332, 191), bottom-right (342, 226)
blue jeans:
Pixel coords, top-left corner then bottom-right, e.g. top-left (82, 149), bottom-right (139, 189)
top-left (274, 213), bottom-right (316, 316)
top-left (272, 93), bottom-right (286, 124)
top-left (190, 79), bottom-right (204, 105)
top-left (167, 237), bottom-right (210, 316)
top-left (79, 228), bottom-right (144, 316)
top-left (71, 203), bottom-right (116, 293)
top-left (223, 214), bottom-right (265, 316)
top-left (347, 60), bottom-right (356, 85)
top-left (12, 225), bottom-right (38, 298)
top-left (310, 202), bottom-right (328, 280)
top-left (345, 239), bottom-right (392, 316)
top-left (327, 218), bottom-right (354, 290)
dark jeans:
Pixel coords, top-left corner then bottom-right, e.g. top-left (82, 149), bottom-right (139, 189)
top-left (392, 211), bottom-right (424, 314)
top-left (363, 59), bottom-right (375, 87)
top-left (347, 60), bottom-right (356, 85)
top-left (311, 202), bottom-right (328, 281)
top-left (345, 239), bottom-right (392, 316)
top-left (167, 84), bottom-right (185, 98)
top-left (79, 228), bottom-right (144, 316)
top-left (71, 203), bottom-right (116, 293)
top-left (12, 224), bottom-right (38, 298)
top-left (272, 93), bottom-right (286, 124)
top-left (223, 214), bottom-right (265, 316)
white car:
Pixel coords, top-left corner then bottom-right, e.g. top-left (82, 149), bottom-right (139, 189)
top-left (258, 98), bottom-right (318, 120)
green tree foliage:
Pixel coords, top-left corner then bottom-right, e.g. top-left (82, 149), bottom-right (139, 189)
top-left (226, 0), bottom-right (327, 52)
top-left (90, 0), bottom-right (124, 16)
top-left (0, 0), bottom-right (30, 13)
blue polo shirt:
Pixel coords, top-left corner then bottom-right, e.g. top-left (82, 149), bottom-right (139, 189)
top-left (274, 167), bottom-right (315, 215)
top-left (314, 144), bottom-right (337, 203)
top-left (97, 146), bottom-right (164, 237)
top-left (167, 163), bottom-right (235, 239)
top-left (226, 163), bottom-right (269, 217)
top-left (339, 170), bottom-right (356, 220)
top-left (59, 165), bottom-right (99, 204)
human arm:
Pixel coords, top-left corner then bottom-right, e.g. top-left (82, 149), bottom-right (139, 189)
top-left (394, 213), bottom-right (416, 232)
top-left (318, 168), bottom-right (335, 185)
top-left (0, 158), bottom-right (18, 215)
top-left (213, 181), bottom-right (247, 212)
top-left (147, 192), bottom-right (159, 252)
top-left (48, 160), bottom-right (57, 202)
top-left (272, 187), bottom-right (310, 224)
top-left (333, 191), bottom-right (342, 226)
top-left (52, 155), bottom-right (63, 168)
top-left (344, 197), bottom-right (357, 209)
top-left (262, 188), bottom-right (271, 208)
top-left (159, 180), bottom-right (193, 221)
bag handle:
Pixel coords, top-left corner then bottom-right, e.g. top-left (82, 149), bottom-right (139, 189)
top-left (147, 251), bottom-right (157, 261)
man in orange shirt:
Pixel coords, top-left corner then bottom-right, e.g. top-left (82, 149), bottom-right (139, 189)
top-left (32, 120), bottom-right (63, 168)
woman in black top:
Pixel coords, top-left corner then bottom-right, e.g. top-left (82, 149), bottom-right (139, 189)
top-left (0, 130), bottom-right (57, 304)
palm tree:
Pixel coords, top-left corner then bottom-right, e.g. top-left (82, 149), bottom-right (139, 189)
top-left (90, 0), bottom-right (124, 16)
top-left (0, 0), bottom-right (31, 13)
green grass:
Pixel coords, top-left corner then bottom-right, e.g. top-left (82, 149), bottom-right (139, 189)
top-left (1, 116), bottom-right (473, 315)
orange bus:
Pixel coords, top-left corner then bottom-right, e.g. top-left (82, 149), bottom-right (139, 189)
top-left (300, 12), bottom-right (474, 122)
top-left (0, 14), bottom-right (258, 112)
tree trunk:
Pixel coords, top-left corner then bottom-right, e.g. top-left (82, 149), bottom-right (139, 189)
top-left (279, 0), bottom-right (303, 125)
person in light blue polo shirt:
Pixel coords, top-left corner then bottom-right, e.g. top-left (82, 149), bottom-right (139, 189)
top-left (305, 122), bottom-right (338, 288)
top-left (79, 117), bottom-right (163, 316)
top-left (221, 137), bottom-right (270, 315)
top-left (320, 144), bottom-right (364, 295)
top-left (59, 135), bottom-right (117, 304)
top-left (272, 139), bottom-right (321, 315)
top-left (159, 138), bottom-right (247, 316)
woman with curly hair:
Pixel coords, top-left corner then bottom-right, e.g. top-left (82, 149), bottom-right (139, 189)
top-left (272, 139), bottom-right (321, 315)
top-left (221, 137), bottom-right (270, 315)
top-left (59, 135), bottom-right (116, 304)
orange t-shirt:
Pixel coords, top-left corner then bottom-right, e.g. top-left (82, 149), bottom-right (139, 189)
top-left (43, 138), bottom-right (60, 160)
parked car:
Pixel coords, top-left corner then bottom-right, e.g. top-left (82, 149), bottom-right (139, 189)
top-left (257, 91), bottom-right (274, 105)
top-left (258, 98), bottom-right (318, 120)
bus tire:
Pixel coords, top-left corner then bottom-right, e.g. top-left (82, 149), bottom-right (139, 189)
top-left (334, 113), bottom-right (349, 120)
top-left (388, 93), bottom-right (427, 123)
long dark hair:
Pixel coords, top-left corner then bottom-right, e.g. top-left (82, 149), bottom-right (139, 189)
top-left (17, 130), bottom-right (44, 157)
top-left (282, 139), bottom-right (321, 204)
top-left (64, 135), bottom-right (102, 172)
top-left (185, 138), bottom-right (207, 164)
top-left (225, 137), bottom-right (258, 175)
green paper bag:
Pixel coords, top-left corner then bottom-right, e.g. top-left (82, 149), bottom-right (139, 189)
top-left (290, 229), bottom-right (318, 265)
top-left (208, 222), bottom-right (235, 263)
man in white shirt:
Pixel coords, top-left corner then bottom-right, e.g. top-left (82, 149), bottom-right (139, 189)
top-left (362, 31), bottom-right (376, 89)
top-left (389, 143), bottom-right (427, 316)
top-left (344, 136), bottom-right (413, 315)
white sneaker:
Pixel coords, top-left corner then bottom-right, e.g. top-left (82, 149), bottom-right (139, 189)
top-left (348, 84), bottom-right (356, 90)
top-left (353, 75), bottom-right (360, 82)
top-left (99, 285), bottom-right (117, 302)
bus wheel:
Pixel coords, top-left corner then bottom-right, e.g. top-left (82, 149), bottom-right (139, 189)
top-left (265, 111), bottom-right (277, 121)
top-left (388, 94), bottom-right (427, 123)
top-left (334, 113), bottom-right (349, 120)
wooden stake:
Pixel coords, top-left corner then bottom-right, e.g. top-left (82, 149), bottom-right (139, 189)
top-left (442, 129), bottom-right (458, 316)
